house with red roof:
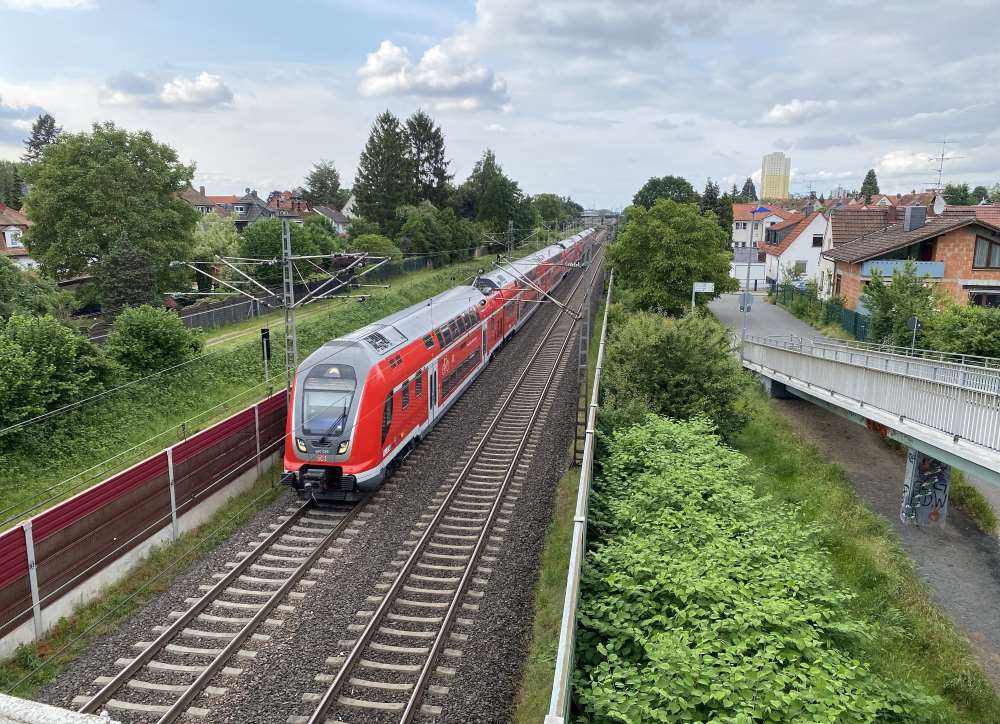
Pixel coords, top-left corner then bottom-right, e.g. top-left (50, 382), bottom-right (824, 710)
top-left (762, 211), bottom-right (827, 285)
top-left (823, 207), bottom-right (1000, 310)
top-left (0, 202), bottom-right (34, 268)
top-left (730, 203), bottom-right (798, 250)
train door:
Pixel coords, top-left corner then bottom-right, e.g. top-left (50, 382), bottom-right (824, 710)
top-left (429, 362), bottom-right (438, 418)
top-left (481, 325), bottom-right (487, 360)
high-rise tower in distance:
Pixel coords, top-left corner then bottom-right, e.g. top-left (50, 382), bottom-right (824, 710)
top-left (761, 151), bottom-right (791, 199)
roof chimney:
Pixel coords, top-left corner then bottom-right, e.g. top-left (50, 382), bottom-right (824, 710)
top-left (199, 185), bottom-right (205, 196)
top-left (903, 206), bottom-right (927, 232)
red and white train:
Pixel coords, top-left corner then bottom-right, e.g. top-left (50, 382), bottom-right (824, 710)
top-left (281, 229), bottom-right (594, 502)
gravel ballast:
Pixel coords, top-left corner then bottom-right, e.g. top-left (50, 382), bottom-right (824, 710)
top-left (34, 258), bottom-right (598, 723)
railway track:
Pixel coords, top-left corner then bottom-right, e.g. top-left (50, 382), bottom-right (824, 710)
top-left (294, 247), bottom-right (605, 724)
top-left (73, 498), bottom-right (370, 722)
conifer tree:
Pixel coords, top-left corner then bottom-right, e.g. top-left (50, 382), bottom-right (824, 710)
top-left (301, 160), bottom-right (342, 207)
top-left (861, 169), bottom-right (879, 203)
top-left (354, 110), bottom-right (415, 236)
top-left (22, 113), bottom-right (62, 163)
top-left (741, 177), bottom-right (758, 202)
top-left (405, 110), bottom-right (451, 207)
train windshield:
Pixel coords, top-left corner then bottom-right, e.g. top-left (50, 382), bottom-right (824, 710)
top-left (301, 364), bottom-right (357, 437)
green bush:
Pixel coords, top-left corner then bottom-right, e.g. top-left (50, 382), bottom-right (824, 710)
top-left (0, 314), bottom-right (112, 429)
top-left (0, 256), bottom-right (73, 320)
top-left (105, 305), bottom-right (202, 375)
top-left (923, 303), bottom-right (1000, 359)
top-left (600, 310), bottom-right (749, 440)
top-left (574, 415), bottom-right (945, 723)
top-left (861, 261), bottom-right (936, 347)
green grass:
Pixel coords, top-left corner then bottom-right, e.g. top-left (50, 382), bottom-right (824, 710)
top-left (0, 466), bottom-right (285, 699)
top-left (514, 296), bottom-right (606, 723)
top-left (949, 470), bottom-right (999, 536)
top-left (734, 391), bottom-right (1000, 723)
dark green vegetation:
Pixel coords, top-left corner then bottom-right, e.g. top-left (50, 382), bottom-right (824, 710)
top-left (862, 168), bottom-right (880, 202)
top-left (104, 306), bottom-right (203, 375)
top-left (734, 399), bottom-right (1000, 723)
top-left (773, 260), bottom-right (1000, 357)
top-left (607, 199), bottom-right (736, 314)
top-left (576, 415), bottom-right (950, 722)
top-left (0, 468), bottom-right (284, 698)
top-left (0, 160), bottom-right (24, 208)
top-left (22, 122), bottom-right (199, 287)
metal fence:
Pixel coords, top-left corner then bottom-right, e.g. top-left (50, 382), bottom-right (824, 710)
top-left (744, 335), bottom-right (1000, 453)
top-left (546, 270), bottom-right (614, 724)
top-left (769, 283), bottom-right (870, 340)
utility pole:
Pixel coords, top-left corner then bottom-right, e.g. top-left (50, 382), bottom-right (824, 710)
top-left (507, 218), bottom-right (514, 259)
top-left (281, 219), bottom-right (297, 399)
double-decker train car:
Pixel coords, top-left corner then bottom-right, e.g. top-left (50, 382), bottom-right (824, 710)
top-left (281, 229), bottom-right (593, 502)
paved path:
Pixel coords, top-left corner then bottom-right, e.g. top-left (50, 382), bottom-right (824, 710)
top-left (711, 294), bottom-right (1000, 689)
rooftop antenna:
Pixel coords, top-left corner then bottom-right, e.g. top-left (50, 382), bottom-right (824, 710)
top-left (927, 139), bottom-right (965, 192)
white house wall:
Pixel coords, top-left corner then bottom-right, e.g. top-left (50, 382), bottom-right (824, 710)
top-left (766, 215), bottom-right (828, 283)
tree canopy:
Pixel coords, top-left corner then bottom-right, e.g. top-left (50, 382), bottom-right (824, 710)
top-left (740, 177), bottom-right (758, 202)
top-left (301, 160), bottom-right (347, 208)
top-left (95, 235), bottom-right (159, 312)
top-left (22, 122), bottom-right (199, 284)
top-left (632, 175), bottom-right (698, 209)
top-left (22, 113), bottom-right (62, 163)
top-left (406, 110), bottom-right (451, 208)
top-left (860, 260), bottom-right (936, 347)
top-left (354, 110), bottom-right (415, 236)
top-left (238, 218), bottom-right (321, 285)
top-left (861, 169), bottom-right (879, 202)
top-left (0, 161), bottom-right (23, 208)
top-left (458, 149), bottom-right (535, 233)
top-left (608, 199), bottom-right (736, 314)
top-left (943, 183), bottom-right (972, 206)
top-left (0, 255), bottom-right (71, 320)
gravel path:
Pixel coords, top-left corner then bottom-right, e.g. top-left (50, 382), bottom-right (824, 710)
top-left (770, 397), bottom-right (1000, 690)
top-left (36, 262), bottom-right (589, 723)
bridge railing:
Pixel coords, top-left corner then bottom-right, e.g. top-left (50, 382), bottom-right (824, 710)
top-left (784, 335), bottom-right (1000, 371)
top-left (744, 336), bottom-right (1000, 454)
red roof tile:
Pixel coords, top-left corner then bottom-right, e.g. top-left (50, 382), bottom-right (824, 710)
top-left (764, 212), bottom-right (822, 258)
top-left (732, 203), bottom-right (798, 222)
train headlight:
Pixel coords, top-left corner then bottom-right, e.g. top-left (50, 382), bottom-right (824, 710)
top-left (295, 437), bottom-right (307, 453)
top-left (337, 441), bottom-right (349, 455)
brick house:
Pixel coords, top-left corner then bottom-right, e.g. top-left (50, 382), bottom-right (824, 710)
top-left (823, 207), bottom-right (1000, 310)
top-left (818, 207), bottom-right (895, 298)
top-left (178, 185), bottom-right (220, 215)
top-left (0, 202), bottom-right (34, 268)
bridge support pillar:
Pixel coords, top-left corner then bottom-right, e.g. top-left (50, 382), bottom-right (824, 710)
top-left (759, 376), bottom-right (794, 399)
top-left (900, 448), bottom-right (950, 527)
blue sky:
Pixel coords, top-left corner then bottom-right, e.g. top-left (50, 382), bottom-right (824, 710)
top-left (2, 0), bottom-right (999, 208)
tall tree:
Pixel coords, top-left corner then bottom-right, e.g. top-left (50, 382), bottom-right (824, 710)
top-left (354, 110), bottom-right (415, 236)
top-left (730, 183), bottom-right (741, 201)
top-left (740, 177), bottom-right (757, 202)
top-left (700, 178), bottom-right (731, 235)
top-left (609, 198), bottom-right (737, 314)
top-left (21, 113), bottom-right (62, 163)
top-left (405, 110), bottom-right (451, 207)
top-left (860, 169), bottom-right (879, 203)
top-left (0, 160), bottom-right (23, 208)
top-left (460, 149), bottom-right (533, 233)
top-left (96, 235), bottom-right (159, 313)
top-left (971, 185), bottom-right (990, 204)
top-left (943, 183), bottom-right (972, 206)
top-left (632, 175), bottom-right (698, 209)
top-left (22, 122), bottom-right (199, 282)
top-left (301, 160), bottom-right (342, 207)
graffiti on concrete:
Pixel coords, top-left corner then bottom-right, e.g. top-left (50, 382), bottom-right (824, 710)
top-left (900, 449), bottom-right (950, 526)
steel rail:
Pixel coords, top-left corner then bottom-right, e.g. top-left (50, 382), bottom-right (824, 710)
top-left (78, 498), bottom-right (356, 716)
top-left (156, 499), bottom-right (365, 722)
top-left (400, 250), bottom-right (606, 723)
top-left (305, 243), bottom-right (602, 724)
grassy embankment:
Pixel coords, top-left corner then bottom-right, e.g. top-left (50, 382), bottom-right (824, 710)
top-left (0, 464), bottom-right (285, 699)
top-left (514, 298), bottom-right (605, 723)
top-left (0, 242), bottom-right (559, 525)
top-left (734, 390), bottom-right (1000, 722)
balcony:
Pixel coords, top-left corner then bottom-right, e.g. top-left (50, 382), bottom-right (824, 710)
top-left (861, 260), bottom-right (944, 278)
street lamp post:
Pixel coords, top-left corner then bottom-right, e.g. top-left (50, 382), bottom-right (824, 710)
top-left (740, 205), bottom-right (769, 361)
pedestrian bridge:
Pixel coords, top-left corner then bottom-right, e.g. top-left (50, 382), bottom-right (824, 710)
top-left (741, 336), bottom-right (1000, 494)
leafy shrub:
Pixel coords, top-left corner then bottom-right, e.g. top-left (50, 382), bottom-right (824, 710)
top-left (861, 261), bottom-right (936, 347)
top-left (0, 256), bottom-right (73, 320)
top-left (0, 314), bottom-right (112, 428)
top-left (237, 217), bottom-right (322, 285)
top-left (105, 305), bottom-right (202, 375)
top-left (574, 415), bottom-right (945, 722)
top-left (923, 302), bottom-right (1000, 359)
top-left (600, 310), bottom-right (749, 440)
top-left (350, 233), bottom-right (403, 259)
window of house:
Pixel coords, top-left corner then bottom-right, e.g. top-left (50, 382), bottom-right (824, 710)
top-left (794, 260), bottom-right (807, 275)
top-left (4, 228), bottom-right (23, 248)
top-left (234, 205), bottom-right (245, 214)
top-left (835, 273), bottom-right (843, 296)
top-left (974, 237), bottom-right (1000, 269)
top-left (812, 234), bottom-right (823, 247)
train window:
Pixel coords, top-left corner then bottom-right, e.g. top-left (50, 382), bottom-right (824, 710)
top-left (415, 370), bottom-right (423, 397)
top-left (402, 382), bottom-right (409, 409)
top-left (423, 334), bottom-right (434, 349)
top-left (381, 392), bottom-right (393, 444)
top-left (302, 364), bottom-right (356, 437)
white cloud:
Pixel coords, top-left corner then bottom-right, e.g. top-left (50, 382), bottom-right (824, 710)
top-left (102, 71), bottom-right (234, 110)
top-left (877, 149), bottom-right (934, 175)
top-left (0, 0), bottom-right (93, 9)
top-left (358, 40), bottom-right (509, 111)
top-left (485, 123), bottom-right (506, 133)
top-left (761, 99), bottom-right (838, 126)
